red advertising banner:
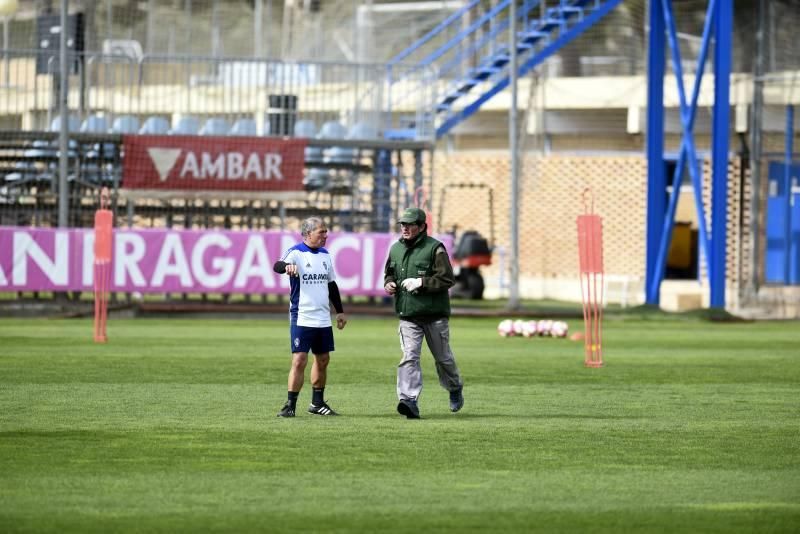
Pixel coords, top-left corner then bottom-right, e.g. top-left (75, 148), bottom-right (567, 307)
top-left (122, 135), bottom-right (308, 191)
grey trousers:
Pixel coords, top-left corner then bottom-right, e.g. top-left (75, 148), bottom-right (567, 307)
top-left (397, 318), bottom-right (463, 401)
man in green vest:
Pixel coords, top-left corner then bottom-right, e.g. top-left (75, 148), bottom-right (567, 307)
top-left (383, 207), bottom-right (464, 419)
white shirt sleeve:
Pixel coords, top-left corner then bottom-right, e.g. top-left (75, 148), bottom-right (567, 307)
top-left (283, 248), bottom-right (300, 267)
top-left (327, 253), bottom-right (336, 283)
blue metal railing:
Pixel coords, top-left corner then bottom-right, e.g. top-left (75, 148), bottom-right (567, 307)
top-left (385, 0), bottom-right (618, 139)
top-left (387, 0), bottom-right (483, 68)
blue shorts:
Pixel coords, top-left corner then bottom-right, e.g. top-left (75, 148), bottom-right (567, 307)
top-left (290, 324), bottom-right (335, 354)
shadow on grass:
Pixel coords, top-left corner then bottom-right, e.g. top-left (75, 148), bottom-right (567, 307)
top-left (355, 412), bottom-right (639, 421)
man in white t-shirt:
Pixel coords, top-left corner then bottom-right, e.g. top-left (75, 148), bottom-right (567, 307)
top-left (273, 216), bottom-right (347, 417)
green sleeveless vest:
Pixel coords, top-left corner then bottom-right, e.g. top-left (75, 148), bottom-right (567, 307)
top-left (388, 234), bottom-right (451, 318)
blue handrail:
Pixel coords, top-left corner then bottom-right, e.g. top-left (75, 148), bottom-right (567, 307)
top-left (386, 0), bottom-right (617, 139)
top-left (387, 0), bottom-right (483, 67)
top-left (438, 0), bottom-right (542, 81)
top-left (417, 0), bottom-right (511, 69)
top-left (436, 0), bottom-right (624, 136)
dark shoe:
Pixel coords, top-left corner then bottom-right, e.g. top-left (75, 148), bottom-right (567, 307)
top-left (308, 402), bottom-right (339, 416)
top-left (397, 399), bottom-right (420, 419)
top-left (277, 402), bottom-right (295, 418)
top-left (449, 387), bottom-right (464, 413)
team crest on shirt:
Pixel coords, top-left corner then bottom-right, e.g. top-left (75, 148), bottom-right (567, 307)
top-left (294, 337), bottom-right (300, 348)
top-left (306, 262), bottom-right (311, 268)
top-left (323, 261), bottom-right (327, 270)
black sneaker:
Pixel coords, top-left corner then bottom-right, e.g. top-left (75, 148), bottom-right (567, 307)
top-left (308, 402), bottom-right (338, 416)
top-left (277, 402), bottom-right (295, 418)
top-left (449, 387), bottom-right (464, 413)
top-left (397, 399), bottom-right (420, 419)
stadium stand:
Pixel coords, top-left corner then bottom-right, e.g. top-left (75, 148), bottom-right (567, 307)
top-left (169, 116), bottom-right (201, 136)
top-left (80, 115), bottom-right (109, 134)
top-left (295, 119), bottom-right (323, 165)
top-left (139, 117), bottom-right (171, 135)
top-left (198, 118), bottom-right (231, 136)
top-left (111, 116), bottom-right (140, 134)
top-left (230, 118), bottom-right (258, 137)
top-left (2, 0), bottom-right (796, 315)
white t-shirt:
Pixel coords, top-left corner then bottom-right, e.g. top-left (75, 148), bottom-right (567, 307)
top-left (281, 242), bottom-right (336, 327)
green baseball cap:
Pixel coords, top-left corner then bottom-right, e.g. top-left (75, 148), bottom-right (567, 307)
top-left (398, 207), bottom-right (426, 224)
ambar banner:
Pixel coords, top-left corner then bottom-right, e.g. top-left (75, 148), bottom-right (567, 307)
top-left (122, 135), bottom-right (307, 191)
top-left (0, 227), bottom-right (452, 296)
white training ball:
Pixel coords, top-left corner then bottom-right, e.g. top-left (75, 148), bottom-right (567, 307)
top-left (537, 319), bottom-right (553, 337)
top-left (521, 320), bottom-right (538, 338)
top-left (512, 320), bottom-right (526, 336)
top-left (497, 319), bottom-right (515, 337)
top-left (551, 321), bottom-right (569, 338)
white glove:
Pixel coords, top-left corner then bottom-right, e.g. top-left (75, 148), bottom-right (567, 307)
top-left (401, 278), bottom-right (423, 293)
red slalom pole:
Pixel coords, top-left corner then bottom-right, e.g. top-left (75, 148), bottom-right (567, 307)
top-left (93, 187), bottom-right (113, 343)
top-left (577, 188), bottom-right (604, 367)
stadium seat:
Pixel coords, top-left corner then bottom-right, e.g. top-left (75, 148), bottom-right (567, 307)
top-left (318, 120), bottom-right (347, 139)
top-left (303, 168), bottom-right (330, 191)
top-left (230, 118), bottom-right (257, 136)
top-left (295, 119), bottom-right (322, 163)
top-left (79, 115), bottom-right (112, 184)
top-left (6, 115), bottom-right (81, 187)
top-left (169, 116), bottom-right (200, 135)
top-left (139, 116), bottom-right (170, 135)
top-left (80, 115), bottom-right (109, 133)
top-left (320, 121), bottom-right (351, 165)
top-left (21, 117), bottom-right (63, 160)
top-left (111, 115), bottom-right (141, 134)
top-left (294, 119), bottom-right (317, 138)
top-left (348, 121), bottom-right (379, 140)
top-left (50, 115), bottom-right (81, 132)
top-left (199, 118), bottom-right (231, 136)
top-left (323, 121), bottom-right (379, 166)
top-left (324, 146), bottom-right (356, 164)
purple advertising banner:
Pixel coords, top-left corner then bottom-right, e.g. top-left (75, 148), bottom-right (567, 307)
top-left (0, 226), bottom-right (452, 296)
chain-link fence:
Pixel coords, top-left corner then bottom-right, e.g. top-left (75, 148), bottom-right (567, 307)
top-left (1, 1), bottom-right (800, 315)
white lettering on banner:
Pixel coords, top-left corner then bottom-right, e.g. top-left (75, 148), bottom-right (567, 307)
top-left (0, 229), bottom-right (409, 294)
top-left (82, 232), bottom-right (94, 286)
top-left (233, 236), bottom-right (275, 288)
top-left (181, 152), bottom-right (199, 178)
top-left (227, 153), bottom-right (244, 179)
top-left (201, 153), bottom-right (225, 179)
top-left (264, 154), bottom-right (283, 180)
top-left (244, 154), bottom-right (261, 178)
top-left (13, 231), bottom-right (69, 285)
top-left (152, 234), bottom-right (193, 287)
top-left (192, 234), bottom-right (235, 289)
top-left (178, 151), bottom-right (285, 181)
top-left (147, 148), bottom-right (182, 181)
top-left (362, 238), bottom-right (374, 291)
top-left (115, 233), bottom-right (146, 287)
top-left (327, 236), bottom-right (360, 291)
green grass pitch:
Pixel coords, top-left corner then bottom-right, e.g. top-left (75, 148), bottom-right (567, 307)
top-left (1, 314), bottom-right (799, 532)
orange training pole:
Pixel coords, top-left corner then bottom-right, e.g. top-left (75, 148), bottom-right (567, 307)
top-left (577, 188), bottom-right (604, 367)
top-left (93, 187), bottom-right (113, 343)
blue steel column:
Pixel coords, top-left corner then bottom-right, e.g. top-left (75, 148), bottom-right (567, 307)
top-left (651, 0), bottom-right (717, 301)
top-left (373, 149), bottom-right (393, 232)
top-left (645, 0), bottom-right (666, 305)
top-left (784, 105), bottom-right (794, 283)
top-left (710, 0), bottom-right (732, 308)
